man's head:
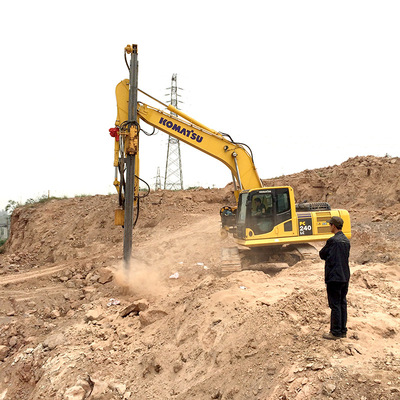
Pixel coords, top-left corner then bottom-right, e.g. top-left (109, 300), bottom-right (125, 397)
top-left (328, 216), bottom-right (344, 232)
top-left (254, 198), bottom-right (261, 205)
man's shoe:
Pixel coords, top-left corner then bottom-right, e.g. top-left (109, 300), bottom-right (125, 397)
top-left (322, 332), bottom-right (341, 340)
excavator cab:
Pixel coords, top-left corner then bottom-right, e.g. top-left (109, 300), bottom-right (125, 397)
top-left (229, 185), bottom-right (350, 248)
top-left (235, 187), bottom-right (294, 243)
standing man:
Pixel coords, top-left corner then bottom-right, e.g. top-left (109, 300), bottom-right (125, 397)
top-left (319, 216), bottom-right (351, 340)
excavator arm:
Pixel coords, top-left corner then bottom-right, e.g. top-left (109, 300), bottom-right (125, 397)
top-left (114, 79), bottom-right (262, 201)
top-left (111, 45), bottom-right (351, 278)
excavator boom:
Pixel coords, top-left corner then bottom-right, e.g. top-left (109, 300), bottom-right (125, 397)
top-left (115, 79), bottom-right (262, 201)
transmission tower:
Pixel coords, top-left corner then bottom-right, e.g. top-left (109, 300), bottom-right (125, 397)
top-left (164, 74), bottom-right (183, 190)
top-left (155, 167), bottom-right (162, 190)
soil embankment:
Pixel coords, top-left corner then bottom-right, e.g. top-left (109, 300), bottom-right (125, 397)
top-left (0, 156), bottom-right (399, 399)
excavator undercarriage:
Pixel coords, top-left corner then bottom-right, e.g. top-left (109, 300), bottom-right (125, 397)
top-left (219, 200), bottom-right (332, 275)
top-left (220, 242), bottom-right (320, 276)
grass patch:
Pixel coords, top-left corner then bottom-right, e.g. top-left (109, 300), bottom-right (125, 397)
top-left (24, 195), bottom-right (68, 207)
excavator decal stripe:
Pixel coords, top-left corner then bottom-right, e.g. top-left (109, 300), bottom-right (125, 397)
top-left (159, 117), bottom-right (204, 143)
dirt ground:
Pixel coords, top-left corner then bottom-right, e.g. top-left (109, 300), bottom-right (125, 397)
top-left (0, 155), bottom-right (399, 400)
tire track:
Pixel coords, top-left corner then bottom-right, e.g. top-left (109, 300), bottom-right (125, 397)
top-left (0, 264), bottom-right (66, 286)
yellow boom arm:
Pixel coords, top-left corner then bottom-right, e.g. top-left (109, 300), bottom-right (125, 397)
top-left (115, 79), bottom-right (262, 200)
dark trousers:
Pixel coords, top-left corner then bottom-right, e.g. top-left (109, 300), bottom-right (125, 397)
top-left (326, 281), bottom-right (349, 337)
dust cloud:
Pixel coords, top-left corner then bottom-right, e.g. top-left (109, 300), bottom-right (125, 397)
top-left (113, 258), bottom-right (169, 299)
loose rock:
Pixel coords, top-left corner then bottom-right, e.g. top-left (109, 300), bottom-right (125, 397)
top-left (0, 345), bottom-right (10, 361)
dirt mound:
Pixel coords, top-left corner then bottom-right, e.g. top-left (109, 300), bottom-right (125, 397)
top-left (3, 188), bottom-right (234, 268)
top-left (1, 156), bottom-right (400, 400)
top-left (263, 155), bottom-right (400, 211)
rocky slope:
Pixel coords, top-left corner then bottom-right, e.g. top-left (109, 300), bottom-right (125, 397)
top-left (0, 156), bottom-right (399, 400)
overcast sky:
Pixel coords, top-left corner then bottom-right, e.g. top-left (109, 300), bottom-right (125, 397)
top-left (1, 1), bottom-right (399, 211)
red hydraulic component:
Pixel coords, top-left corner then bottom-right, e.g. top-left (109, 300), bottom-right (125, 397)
top-left (109, 127), bottom-right (120, 141)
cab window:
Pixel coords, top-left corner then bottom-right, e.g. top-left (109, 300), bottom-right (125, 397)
top-left (250, 193), bottom-right (273, 234)
top-left (277, 191), bottom-right (290, 214)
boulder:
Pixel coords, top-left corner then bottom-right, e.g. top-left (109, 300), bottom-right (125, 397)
top-left (85, 308), bottom-right (104, 322)
top-left (98, 268), bottom-right (113, 284)
top-left (0, 345), bottom-right (9, 361)
top-left (139, 309), bottom-right (168, 327)
top-left (63, 385), bottom-right (86, 400)
top-left (120, 299), bottom-right (149, 318)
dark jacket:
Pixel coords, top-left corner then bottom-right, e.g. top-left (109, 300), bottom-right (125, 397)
top-left (319, 231), bottom-right (350, 283)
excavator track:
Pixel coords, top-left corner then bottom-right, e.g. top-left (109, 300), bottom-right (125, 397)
top-left (220, 247), bottom-right (242, 275)
top-left (220, 243), bottom-right (321, 275)
top-left (286, 243), bottom-right (320, 259)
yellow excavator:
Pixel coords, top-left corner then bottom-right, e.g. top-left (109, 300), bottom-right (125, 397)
top-left (110, 45), bottom-right (351, 270)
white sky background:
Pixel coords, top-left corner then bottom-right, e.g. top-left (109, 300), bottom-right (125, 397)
top-left (0, 1), bottom-right (399, 210)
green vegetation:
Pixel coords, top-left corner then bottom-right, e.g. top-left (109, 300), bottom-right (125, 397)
top-left (4, 195), bottom-right (69, 215)
top-left (5, 200), bottom-right (19, 215)
top-left (34, 195), bottom-right (68, 203)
